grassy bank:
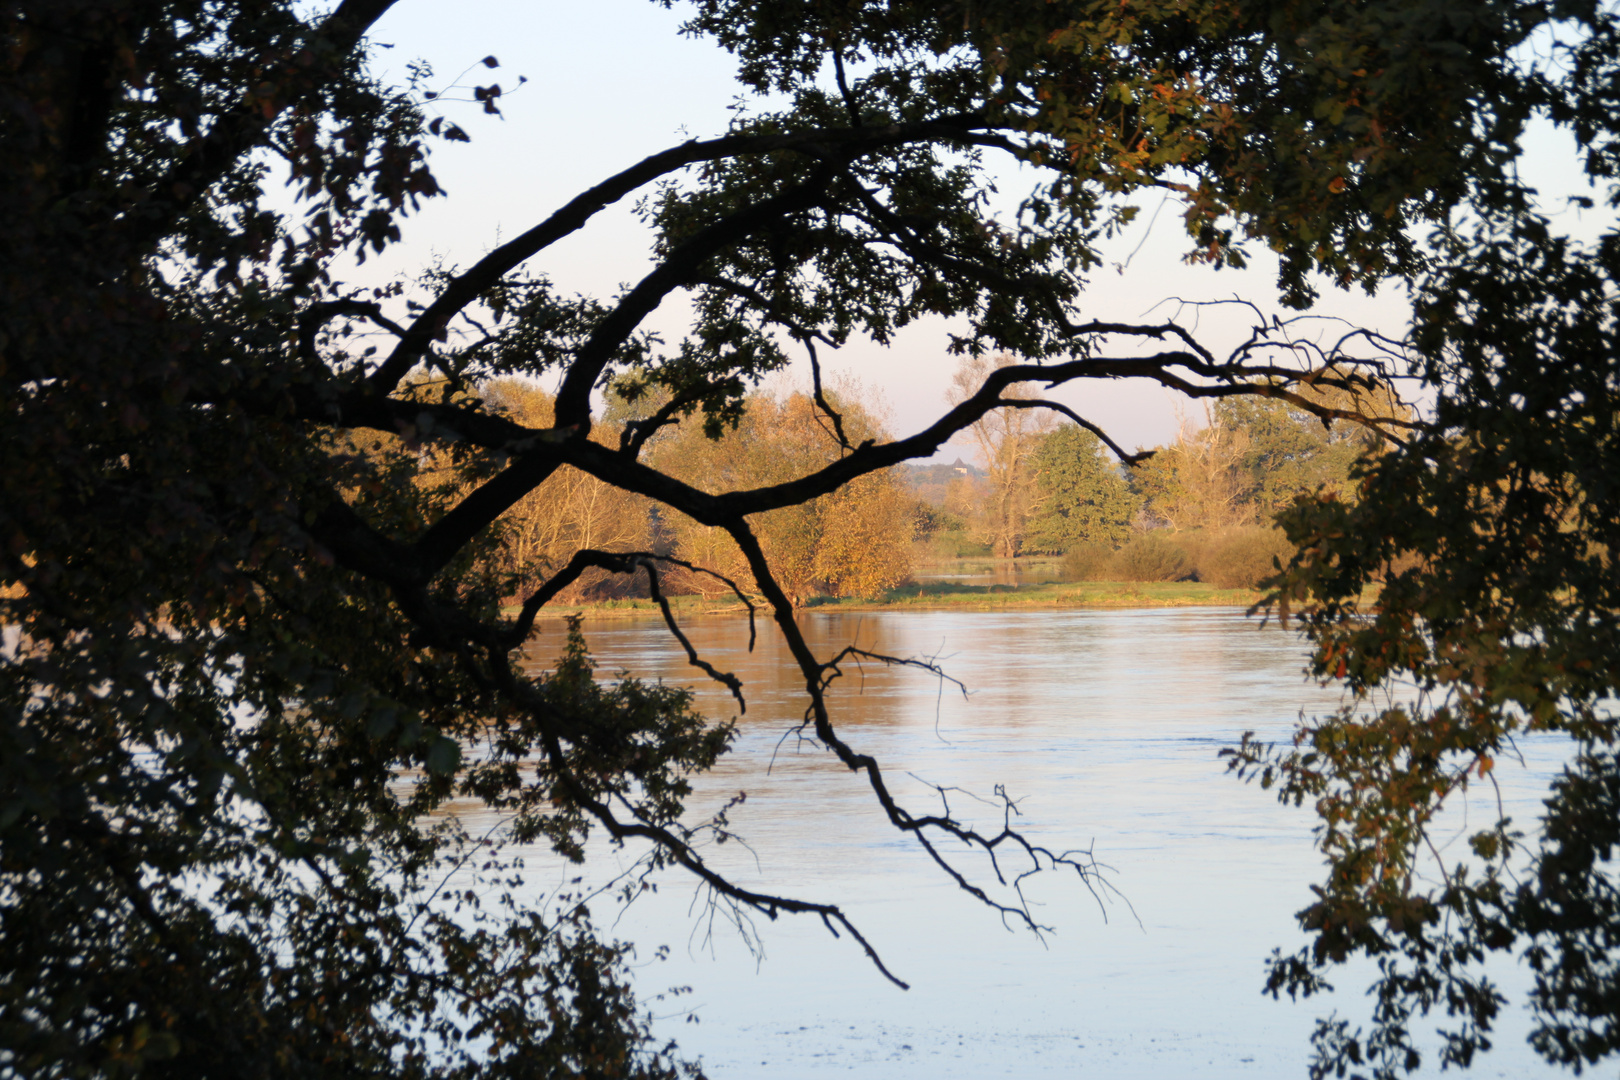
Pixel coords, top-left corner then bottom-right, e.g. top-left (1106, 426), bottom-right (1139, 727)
top-left (516, 579), bottom-right (1264, 621)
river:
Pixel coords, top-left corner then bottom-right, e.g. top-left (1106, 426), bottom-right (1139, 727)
top-left (494, 607), bottom-right (1568, 1079)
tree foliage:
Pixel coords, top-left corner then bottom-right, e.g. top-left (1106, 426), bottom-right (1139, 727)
top-left (1024, 423), bottom-right (1139, 552)
top-left (1216, 392), bottom-right (1388, 518)
top-left (1130, 381), bottom-right (1407, 534)
top-left (944, 354), bottom-right (1055, 558)
top-left (1217, 22), bottom-right (1620, 1075)
top-left (652, 387), bottom-right (913, 601)
top-left (1, 0), bottom-right (1598, 1075)
top-left (1131, 405), bottom-right (1261, 532)
top-left (1230, 219), bottom-right (1620, 1080)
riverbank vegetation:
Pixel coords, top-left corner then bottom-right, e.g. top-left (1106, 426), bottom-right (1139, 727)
top-left (510, 577), bottom-right (1262, 622)
top-left (451, 366), bottom-right (1404, 605)
top-left (6, 2), bottom-right (1618, 1079)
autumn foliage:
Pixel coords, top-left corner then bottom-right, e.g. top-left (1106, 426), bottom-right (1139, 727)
top-left (652, 389), bottom-right (912, 602)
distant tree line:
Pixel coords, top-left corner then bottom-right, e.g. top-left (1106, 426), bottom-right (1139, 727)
top-left (436, 363), bottom-right (1404, 605)
top-left (387, 378), bottom-right (914, 606)
top-left (907, 357), bottom-right (1409, 589)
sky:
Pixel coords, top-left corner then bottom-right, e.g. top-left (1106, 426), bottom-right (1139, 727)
top-left (340, 0), bottom-right (1596, 462)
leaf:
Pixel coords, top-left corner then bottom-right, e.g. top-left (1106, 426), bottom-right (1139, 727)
top-left (365, 708), bottom-right (397, 740)
top-left (425, 736), bottom-right (462, 776)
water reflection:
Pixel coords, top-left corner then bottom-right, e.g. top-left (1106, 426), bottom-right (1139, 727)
top-left (495, 608), bottom-right (1563, 1079)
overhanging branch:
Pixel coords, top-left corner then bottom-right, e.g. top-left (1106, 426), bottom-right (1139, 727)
top-left (368, 115), bottom-right (1006, 395)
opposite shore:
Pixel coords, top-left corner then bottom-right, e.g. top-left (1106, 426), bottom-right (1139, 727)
top-left (515, 578), bottom-right (1268, 623)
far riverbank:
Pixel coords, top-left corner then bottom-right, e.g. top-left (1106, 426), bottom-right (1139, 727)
top-left (514, 579), bottom-right (1266, 623)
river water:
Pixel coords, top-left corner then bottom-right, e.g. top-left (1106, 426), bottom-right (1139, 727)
top-left (499, 607), bottom-right (1568, 1079)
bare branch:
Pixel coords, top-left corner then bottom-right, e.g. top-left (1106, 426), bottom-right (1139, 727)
top-left (1000, 398), bottom-right (1150, 464)
top-left (505, 548), bottom-right (638, 644)
top-left (718, 517), bottom-right (1124, 937)
top-left (483, 641), bottom-right (914, 988)
top-left (640, 557), bottom-right (753, 713)
top-left (802, 335), bottom-right (853, 451)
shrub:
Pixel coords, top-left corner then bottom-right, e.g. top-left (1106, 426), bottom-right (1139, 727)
top-left (927, 529), bottom-right (992, 559)
top-left (1060, 542), bottom-right (1116, 581)
top-left (1170, 529), bottom-right (1215, 580)
top-left (1109, 533), bottom-right (1192, 581)
top-left (1199, 526), bottom-right (1294, 588)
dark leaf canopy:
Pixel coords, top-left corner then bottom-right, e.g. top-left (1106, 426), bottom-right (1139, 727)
top-left (3, 0), bottom-right (1614, 1077)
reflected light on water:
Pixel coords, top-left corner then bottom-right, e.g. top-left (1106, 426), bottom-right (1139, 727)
top-left (460, 608), bottom-right (1566, 1079)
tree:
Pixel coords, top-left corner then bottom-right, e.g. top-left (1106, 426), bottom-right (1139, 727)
top-left (0, 0), bottom-right (1546, 1076)
top-left (1131, 404), bottom-right (1258, 532)
top-left (1217, 383), bottom-right (1407, 518)
top-left (652, 387), bottom-right (913, 602)
top-left (946, 354), bottom-right (1055, 558)
top-left (1229, 223), bottom-right (1620, 1079)
top-left (1134, 377), bottom-right (1411, 534)
top-left (479, 379), bottom-right (653, 597)
top-left (1024, 423), bottom-right (1139, 552)
top-left (1215, 17), bottom-right (1620, 1080)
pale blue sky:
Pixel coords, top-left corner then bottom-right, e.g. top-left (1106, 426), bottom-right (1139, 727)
top-left (340, 0), bottom-right (1593, 460)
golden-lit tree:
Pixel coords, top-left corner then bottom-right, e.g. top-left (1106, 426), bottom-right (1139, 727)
top-left (654, 387), bottom-right (912, 602)
top-left (1134, 380), bottom-right (1413, 532)
top-left (1131, 404), bottom-right (1257, 532)
top-left (812, 470), bottom-right (914, 598)
top-left (480, 379), bottom-right (652, 595)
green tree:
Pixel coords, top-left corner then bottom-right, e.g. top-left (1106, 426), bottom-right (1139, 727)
top-left (1025, 423), bottom-right (1139, 552)
top-left (1, 0), bottom-right (1570, 1076)
top-left (1216, 382), bottom-right (1408, 518)
top-left (1217, 397), bottom-right (1359, 515)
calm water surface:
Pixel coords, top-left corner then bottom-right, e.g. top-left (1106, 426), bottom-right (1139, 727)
top-left (494, 608), bottom-right (1567, 1079)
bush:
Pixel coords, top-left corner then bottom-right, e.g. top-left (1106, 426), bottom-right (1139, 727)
top-left (931, 529), bottom-right (992, 559)
top-left (1199, 526), bottom-right (1294, 588)
top-left (1169, 529), bottom-right (1215, 580)
top-left (1109, 533), bottom-right (1192, 581)
top-left (1060, 542), bottom-right (1116, 581)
